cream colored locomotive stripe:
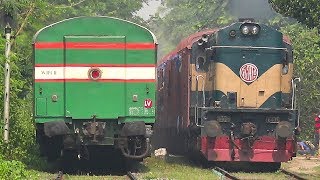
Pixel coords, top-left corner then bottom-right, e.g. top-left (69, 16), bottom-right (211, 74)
top-left (190, 62), bottom-right (293, 107)
top-left (281, 63), bottom-right (293, 93)
top-left (35, 67), bottom-right (155, 80)
top-left (213, 63), bottom-right (285, 107)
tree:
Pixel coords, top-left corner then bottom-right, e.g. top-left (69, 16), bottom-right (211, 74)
top-left (279, 23), bottom-right (320, 139)
top-left (269, 0), bottom-right (320, 31)
top-left (149, 0), bottom-right (233, 56)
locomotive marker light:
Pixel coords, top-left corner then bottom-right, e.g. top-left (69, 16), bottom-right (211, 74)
top-left (3, 24), bottom-right (12, 143)
top-left (282, 64), bottom-right (289, 75)
top-left (197, 38), bottom-right (204, 46)
top-left (229, 30), bottom-right (236, 37)
top-left (198, 34), bottom-right (209, 46)
top-left (201, 34), bottom-right (209, 43)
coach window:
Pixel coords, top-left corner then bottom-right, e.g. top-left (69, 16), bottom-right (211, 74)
top-left (196, 56), bottom-right (206, 72)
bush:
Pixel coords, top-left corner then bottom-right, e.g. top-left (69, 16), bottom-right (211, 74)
top-left (0, 155), bottom-right (36, 180)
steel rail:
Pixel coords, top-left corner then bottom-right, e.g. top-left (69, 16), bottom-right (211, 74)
top-left (280, 168), bottom-right (307, 180)
top-left (127, 171), bottom-right (138, 180)
top-left (55, 171), bottom-right (63, 180)
top-left (212, 167), bottom-right (240, 180)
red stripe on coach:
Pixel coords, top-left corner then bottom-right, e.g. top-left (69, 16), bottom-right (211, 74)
top-left (34, 42), bottom-right (155, 49)
top-left (35, 79), bottom-right (156, 83)
top-left (35, 64), bottom-right (155, 67)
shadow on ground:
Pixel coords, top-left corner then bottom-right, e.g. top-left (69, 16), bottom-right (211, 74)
top-left (28, 148), bottom-right (150, 177)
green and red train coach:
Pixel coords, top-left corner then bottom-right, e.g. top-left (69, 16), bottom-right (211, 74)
top-left (33, 16), bottom-right (157, 161)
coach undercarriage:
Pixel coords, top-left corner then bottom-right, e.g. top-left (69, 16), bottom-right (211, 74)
top-left (36, 119), bottom-right (152, 161)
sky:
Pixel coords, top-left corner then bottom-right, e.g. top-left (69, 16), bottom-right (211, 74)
top-left (136, 0), bottom-right (276, 21)
top-left (135, 0), bottom-right (162, 20)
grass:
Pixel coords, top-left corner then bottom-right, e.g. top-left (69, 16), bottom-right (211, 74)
top-left (139, 155), bottom-right (218, 180)
top-left (27, 155), bottom-right (320, 180)
top-left (29, 155), bottom-right (217, 180)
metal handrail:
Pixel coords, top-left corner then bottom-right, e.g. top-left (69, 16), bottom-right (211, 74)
top-left (206, 45), bottom-right (287, 51)
top-left (195, 75), bottom-right (205, 128)
top-left (196, 75), bottom-right (206, 107)
top-left (291, 77), bottom-right (301, 127)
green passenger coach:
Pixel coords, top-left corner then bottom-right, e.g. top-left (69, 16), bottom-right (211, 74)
top-left (33, 16), bottom-right (157, 161)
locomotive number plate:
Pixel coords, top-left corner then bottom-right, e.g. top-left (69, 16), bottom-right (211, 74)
top-left (266, 116), bottom-right (280, 123)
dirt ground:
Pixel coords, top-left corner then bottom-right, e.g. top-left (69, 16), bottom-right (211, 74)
top-left (283, 156), bottom-right (320, 175)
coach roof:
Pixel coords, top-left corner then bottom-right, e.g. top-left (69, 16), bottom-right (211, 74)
top-left (32, 16), bottom-right (157, 44)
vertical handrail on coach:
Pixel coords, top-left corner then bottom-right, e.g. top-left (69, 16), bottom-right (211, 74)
top-left (195, 75), bottom-right (205, 128)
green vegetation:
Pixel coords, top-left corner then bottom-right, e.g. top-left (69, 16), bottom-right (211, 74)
top-left (140, 156), bottom-right (217, 180)
top-left (278, 23), bottom-right (320, 139)
top-left (150, 0), bottom-right (233, 57)
top-left (0, 0), bottom-right (148, 178)
top-left (269, 0), bottom-right (320, 31)
top-left (0, 155), bottom-right (38, 179)
top-left (313, 165), bottom-right (320, 177)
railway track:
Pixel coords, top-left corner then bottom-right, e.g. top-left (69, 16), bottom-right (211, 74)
top-left (54, 170), bottom-right (139, 180)
top-left (212, 166), bottom-right (240, 180)
top-left (280, 168), bottom-right (307, 180)
top-left (127, 171), bottom-right (138, 180)
top-left (55, 171), bottom-right (63, 180)
top-left (212, 167), bottom-right (307, 180)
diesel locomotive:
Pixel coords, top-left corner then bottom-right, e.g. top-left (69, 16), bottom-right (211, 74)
top-left (33, 17), bottom-right (157, 161)
top-left (155, 20), bottom-right (300, 170)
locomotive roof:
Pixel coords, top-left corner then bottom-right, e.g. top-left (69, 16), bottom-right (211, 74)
top-left (158, 26), bottom-right (292, 66)
top-left (32, 16), bottom-right (157, 44)
top-left (158, 29), bottom-right (218, 65)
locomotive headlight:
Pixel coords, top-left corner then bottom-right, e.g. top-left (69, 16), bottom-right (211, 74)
top-left (241, 26), bottom-right (250, 35)
top-left (252, 25), bottom-right (260, 35)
